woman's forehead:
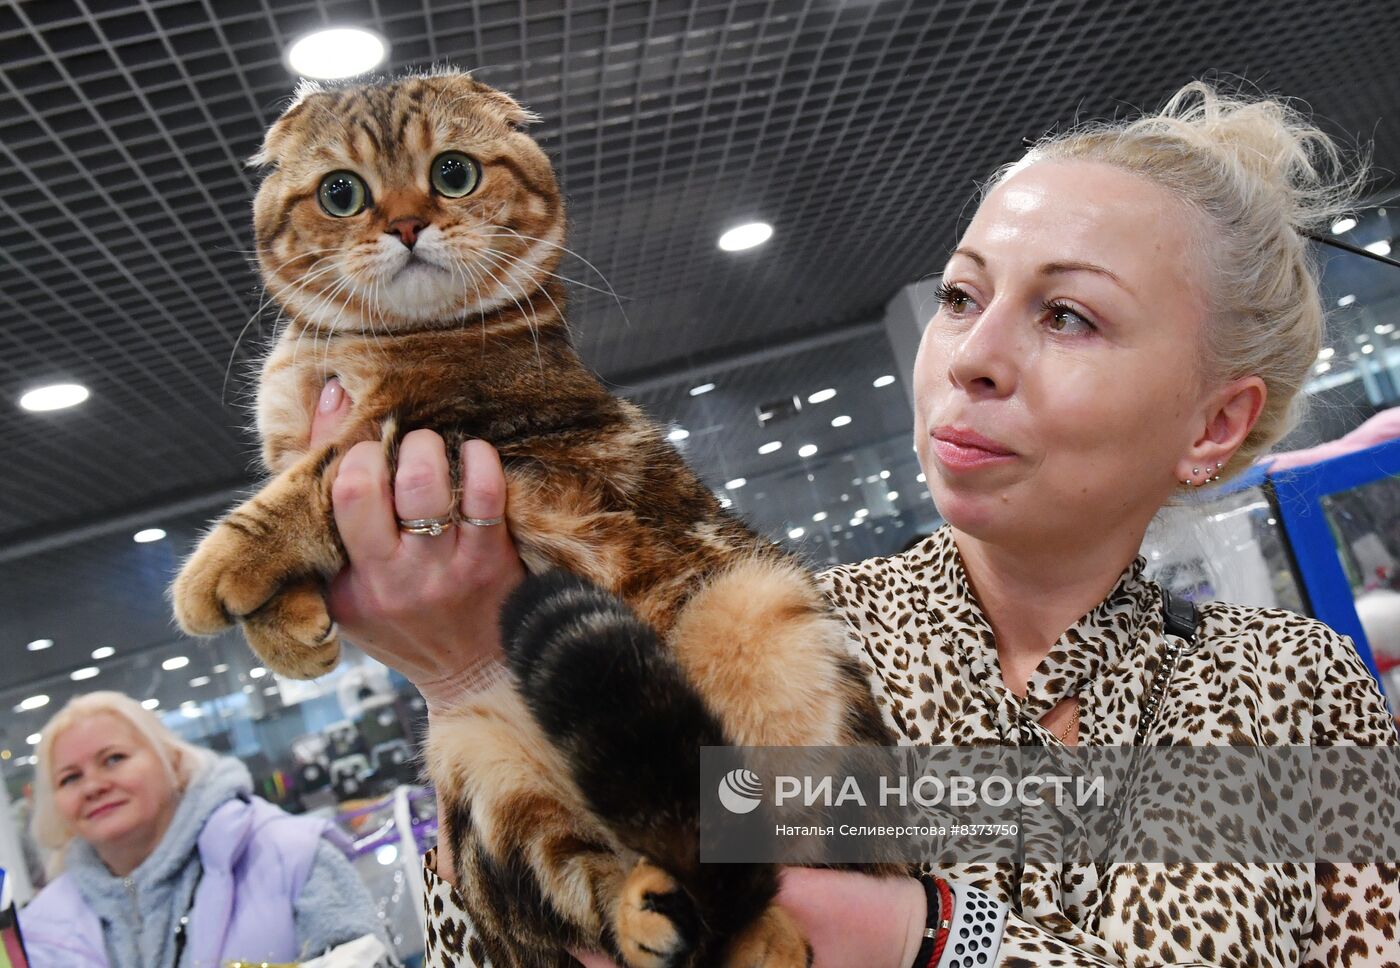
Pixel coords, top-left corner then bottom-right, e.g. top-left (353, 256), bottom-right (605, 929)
top-left (52, 713), bottom-right (137, 764)
top-left (963, 159), bottom-right (1199, 282)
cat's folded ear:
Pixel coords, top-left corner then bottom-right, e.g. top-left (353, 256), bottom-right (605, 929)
top-left (247, 79), bottom-right (328, 169)
top-left (469, 81), bottom-right (541, 131)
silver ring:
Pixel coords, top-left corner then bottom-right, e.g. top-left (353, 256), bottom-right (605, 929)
top-left (398, 515), bottom-right (455, 536)
top-left (464, 515), bottom-right (505, 527)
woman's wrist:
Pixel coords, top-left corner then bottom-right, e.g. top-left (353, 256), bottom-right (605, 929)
top-left (416, 651), bottom-right (511, 715)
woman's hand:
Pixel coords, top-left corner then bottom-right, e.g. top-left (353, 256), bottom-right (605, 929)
top-left (309, 378), bottom-right (527, 714)
top-left (570, 867), bottom-right (927, 968)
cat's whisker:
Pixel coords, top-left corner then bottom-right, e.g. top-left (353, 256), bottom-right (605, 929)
top-left (225, 257), bottom-right (341, 402)
top-left (479, 228), bottom-right (631, 330)
top-left (474, 249), bottom-right (544, 377)
top-left (480, 246), bottom-right (567, 357)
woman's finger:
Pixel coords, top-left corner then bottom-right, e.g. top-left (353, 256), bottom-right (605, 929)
top-left (458, 439), bottom-right (514, 559)
top-left (330, 440), bottom-right (399, 562)
top-left (394, 429), bottom-right (457, 555)
top-left (309, 377), bottom-right (352, 450)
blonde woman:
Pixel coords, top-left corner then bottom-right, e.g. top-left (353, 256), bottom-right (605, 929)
top-left (19, 690), bottom-right (386, 967)
top-left (307, 82), bottom-right (1399, 967)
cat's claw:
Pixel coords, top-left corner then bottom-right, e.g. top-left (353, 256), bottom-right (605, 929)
top-left (244, 578), bottom-right (341, 680)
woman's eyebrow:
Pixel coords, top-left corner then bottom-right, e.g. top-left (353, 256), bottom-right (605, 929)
top-left (952, 248), bottom-right (1133, 296)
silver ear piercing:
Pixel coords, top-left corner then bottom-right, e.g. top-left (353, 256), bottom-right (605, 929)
top-left (1180, 463), bottom-right (1223, 486)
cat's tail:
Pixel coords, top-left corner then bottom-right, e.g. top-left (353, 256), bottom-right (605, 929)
top-left (499, 570), bottom-right (781, 959)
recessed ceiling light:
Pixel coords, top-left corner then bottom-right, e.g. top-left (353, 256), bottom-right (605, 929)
top-left (854, 508), bottom-right (869, 518)
top-left (1362, 344), bottom-right (1375, 354)
top-left (849, 518), bottom-right (862, 528)
top-left (798, 444), bottom-right (818, 458)
top-left (26, 638), bottom-right (53, 652)
top-left (807, 388), bottom-right (836, 404)
top-left (249, 667), bottom-right (267, 679)
top-left (865, 475), bottom-right (880, 484)
top-left (787, 527), bottom-right (805, 540)
top-left (689, 382), bottom-right (716, 396)
top-left (725, 477), bottom-right (747, 489)
top-left (879, 470), bottom-right (890, 479)
top-left (758, 441), bottom-right (782, 455)
top-left (1377, 324), bottom-right (1396, 335)
top-left (873, 375), bottom-right (896, 388)
top-left (1365, 239), bottom-right (1391, 257)
top-left (180, 703), bottom-right (202, 718)
top-left (1318, 347), bottom-right (1335, 360)
top-left (1331, 217), bottom-right (1357, 234)
top-left (667, 427), bottom-right (690, 442)
top-left (133, 528), bottom-right (166, 543)
top-left (718, 222), bottom-right (773, 252)
top-left (91, 647), bottom-right (115, 660)
top-left (141, 698), bottom-right (160, 710)
top-left (242, 684), bottom-right (255, 694)
top-left (887, 491), bottom-right (899, 501)
top-left (18, 695), bottom-right (49, 711)
top-left (19, 382), bottom-right (89, 412)
top-left (1315, 362), bottom-right (1332, 374)
top-left (831, 415), bottom-right (851, 427)
top-left (812, 511), bottom-right (828, 522)
top-left (190, 675), bottom-right (211, 687)
top-left (286, 27), bottom-right (387, 80)
top-left (916, 472), bottom-right (926, 483)
top-left (27, 733), bottom-right (41, 745)
top-left (71, 666), bottom-right (99, 681)
top-left (213, 663), bottom-right (228, 674)
top-left (162, 656), bottom-right (190, 671)
top-left (1337, 294), bottom-right (1356, 308)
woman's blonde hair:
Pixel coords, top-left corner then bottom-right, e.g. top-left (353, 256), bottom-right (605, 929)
top-left (29, 690), bottom-right (215, 873)
top-left (1004, 80), bottom-right (1369, 480)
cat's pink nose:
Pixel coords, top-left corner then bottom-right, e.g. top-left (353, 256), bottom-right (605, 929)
top-left (387, 217), bottom-right (427, 248)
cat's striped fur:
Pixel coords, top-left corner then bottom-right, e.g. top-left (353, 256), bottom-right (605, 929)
top-left (171, 69), bottom-right (900, 968)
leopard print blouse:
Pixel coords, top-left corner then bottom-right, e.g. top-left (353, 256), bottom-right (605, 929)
top-left (421, 527), bottom-right (1400, 968)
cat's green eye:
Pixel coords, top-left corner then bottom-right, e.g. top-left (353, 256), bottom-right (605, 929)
top-left (430, 152), bottom-right (480, 198)
top-left (318, 171), bottom-right (369, 218)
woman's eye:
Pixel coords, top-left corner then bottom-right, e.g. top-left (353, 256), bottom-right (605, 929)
top-left (58, 773), bottom-right (77, 786)
top-left (105, 752), bottom-right (126, 766)
top-left (934, 282), bottom-right (977, 314)
top-left (317, 171), bottom-right (369, 217)
top-left (1043, 301), bottom-right (1096, 335)
top-left (430, 151), bottom-right (481, 198)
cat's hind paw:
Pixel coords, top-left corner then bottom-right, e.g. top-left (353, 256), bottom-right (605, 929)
top-left (614, 858), bottom-right (698, 968)
top-left (171, 515), bottom-right (277, 636)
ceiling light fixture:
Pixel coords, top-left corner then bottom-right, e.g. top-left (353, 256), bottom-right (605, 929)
top-left (1337, 294), bottom-right (1356, 308)
top-left (19, 382), bottom-right (89, 412)
top-left (758, 441), bottom-right (782, 455)
top-left (689, 383), bottom-right (715, 396)
top-left (26, 638), bottom-right (53, 652)
top-left (286, 27), bottom-right (387, 80)
top-left (725, 477), bottom-right (747, 489)
top-left (831, 415), bottom-right (851, 427)
top-left (162, 656), bottom-right (190, 671)
top-left (190, 676), bottom-right (211, 687)
top-left (718, 222), bottom-right (773, 252)
top-left (133, 528), bottom-right (166, 543)
top-left (1330, 217), bottom-right (1357, 234)
top-left (886, 491), bottom-right (899, 501)
top-left (141, 698), bottom-right (160, 710)
top-left (667, 427), bottom-right (690, 442)
top-left (17, 695), bottom-right (49, 712)
top-left (27, 733), bottom-right (41, 745)
top-left (787, 527), bottom-right (805, 540)
top-left (812, 511), bottom-right (828, 522)
top-left (873, 375), bottom-right (896, 388)
top-left (91, 647), bottom-right (115, 660)
top-left (71, 667), bottom-right (99, 681)
top-left (807, 388), bottom-right (836, 404)
top-left (1318, 347), bottom-right (1335, 360)
top-left (798, 444), bottom-right (818, 458)
top-left (249, 667), bottom-right (267, 679)
top-left (1377, 324), bottom-right (1396, 335)
top-left (1365, 239), bottom-right (1392, 257)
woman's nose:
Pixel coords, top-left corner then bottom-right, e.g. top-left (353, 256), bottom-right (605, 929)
top-left (947, 304), bottom-right (1021, 398)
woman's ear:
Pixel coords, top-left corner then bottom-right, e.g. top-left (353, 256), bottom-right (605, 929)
top-left (1174, 375), bottom-right (1267, 482)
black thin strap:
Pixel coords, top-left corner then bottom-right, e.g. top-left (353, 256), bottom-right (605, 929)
top-left (1158, 583), bottom-right (1198, 644)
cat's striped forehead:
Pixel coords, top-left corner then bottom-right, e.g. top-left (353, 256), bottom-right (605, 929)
top-left (251, 71), bottom-right (534, 175)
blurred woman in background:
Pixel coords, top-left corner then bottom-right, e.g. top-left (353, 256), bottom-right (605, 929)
top-left (19, 690), bottom-right (387, 967)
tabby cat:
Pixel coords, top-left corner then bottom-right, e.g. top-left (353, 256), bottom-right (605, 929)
top-left (172, 69), bottom-right (899, 968)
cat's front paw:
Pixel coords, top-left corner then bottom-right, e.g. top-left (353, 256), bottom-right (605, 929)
top-left (244, 578), bottom-right (341, 679)
top-left (614, 858), bottom-right (698, 968)
top-left (171, 517), bottom-right (275, 636)
top-left (723, 906), bottom-right (812, 968)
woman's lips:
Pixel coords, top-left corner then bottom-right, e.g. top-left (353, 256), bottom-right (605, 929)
top-left (85, 800), bottom-right (125, 821)
top-left (931, 426), bottom-right (1017, 471)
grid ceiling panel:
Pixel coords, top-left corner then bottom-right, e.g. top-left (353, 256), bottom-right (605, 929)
top-left (2, 0), bottom-right (1399, 679)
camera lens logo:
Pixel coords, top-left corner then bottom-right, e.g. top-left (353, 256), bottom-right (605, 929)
top-left (717, 768), bottom-right (763, 814)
